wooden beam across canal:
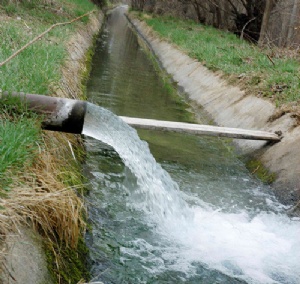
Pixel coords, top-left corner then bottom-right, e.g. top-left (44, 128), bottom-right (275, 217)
top-left (120, 116), bottom-right (281, 141)
top-left (0, 92), bottom-right (282, 141)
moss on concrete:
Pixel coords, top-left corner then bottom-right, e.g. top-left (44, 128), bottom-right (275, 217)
top-left (80, 34), bottom-right (99, 100)
top-left (246, 159), bottom-right (276, 185)
top-left (45, 237), bottom-right (90, 284)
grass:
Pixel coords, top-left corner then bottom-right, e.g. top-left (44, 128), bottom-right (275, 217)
top-left (0, 116), bottom-right (41, 190)
top-left (246, 159), bottom-right (276, 185)
top-left (0, 0), bottom-right (96, 94)
top-left (0, 0), bottom-right (97, 189)
top-left (142, 15), bottom-right (300, 106)
top-left (0, 95), bottom-right (41, 191)
top-left (0, 0), bottom-right (99, 283)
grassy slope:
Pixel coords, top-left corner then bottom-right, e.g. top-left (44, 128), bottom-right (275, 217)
top-left (0, 1), bottom-right (98, 283)
top-left (0, 105), bottom-right (41, 192)
top-left (0, 0), bottom-right (94, 192)
top-left (143, 15), bottom-right (300, 107)
top-left (0, 0), bottom-right (95, 94)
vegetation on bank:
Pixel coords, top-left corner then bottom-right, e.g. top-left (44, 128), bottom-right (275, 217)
top-left (0, 0), bottom-right (95, 93)
top-left (140, 14), bottom-right (300, 108)
top-left (0, 0), bottom-right (99, 283)
top-left (0, 96), bottom-right (41, 192)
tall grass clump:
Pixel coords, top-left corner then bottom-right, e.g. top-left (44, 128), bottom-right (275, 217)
top-left (0, 96), bottom-right (41, 191)
top-left (0, 131), bottom-right (89, 282)
top-left (143, 15), bottom-right (300, 107)
top-left (0, 117), bottom-right (41, 191)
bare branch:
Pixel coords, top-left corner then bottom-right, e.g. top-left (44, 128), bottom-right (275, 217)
top-left (267, 54), bottom-right (275, 66)
top-left (240, 17), bottom-right (256, 39)
top-left (0, 10), bottom-right (96, 68)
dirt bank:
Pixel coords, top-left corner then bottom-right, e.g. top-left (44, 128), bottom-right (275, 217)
top-left (128, 16), bottom-right (300, 206)
top-left (1, 11), bottom-right (104, 284)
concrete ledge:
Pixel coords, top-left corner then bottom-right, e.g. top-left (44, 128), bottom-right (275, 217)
top-left (0, 227), bottom-right (53, 284)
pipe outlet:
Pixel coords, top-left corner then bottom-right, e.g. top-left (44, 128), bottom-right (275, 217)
top-left (1, 91), bottom-right (87, 134)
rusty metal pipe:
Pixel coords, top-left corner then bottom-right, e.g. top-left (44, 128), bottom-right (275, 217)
top-left (0, 91), bottom-right (282, 141)
top-left (0, 91), bottom-right (87, 134)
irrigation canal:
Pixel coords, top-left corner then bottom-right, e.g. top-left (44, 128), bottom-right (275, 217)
top-left (83, 6), bottom-right (300, 284)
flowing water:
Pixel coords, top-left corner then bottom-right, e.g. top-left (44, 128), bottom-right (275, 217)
top-left (83, 6), bottom-right (300, 284)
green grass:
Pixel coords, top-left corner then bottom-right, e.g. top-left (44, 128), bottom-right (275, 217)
top-left (0, 0), bottom-right (97, 94)
top-left (143, 15), bottom-right (300, 106)
top-left (0, 97), bottom-right (41, 191)
top-left (0, 22), bottom-right (66, 94)
top-left (0, 0), bottom-right (98, 190)
top-left (0, 1), bottom-right (98, 281)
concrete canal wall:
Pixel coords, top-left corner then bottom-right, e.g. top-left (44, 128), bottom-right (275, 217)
top-left (128, 15), bottom-right (300, 206)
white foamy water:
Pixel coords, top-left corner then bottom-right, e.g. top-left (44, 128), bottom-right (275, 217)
top-left (83, 103), bottom-right (300, 284)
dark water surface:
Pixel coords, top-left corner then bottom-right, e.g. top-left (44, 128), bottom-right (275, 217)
top-left (84, 6), bottom-right (300, 284)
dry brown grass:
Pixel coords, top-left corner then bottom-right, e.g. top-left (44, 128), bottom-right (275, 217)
top-left (0, 130), bottom-right (87, 281)
top-left (28, 131), bottom-right (85, 247)
top-left (0, 4), bottom-right (101, 281)
top-left (268, 102), bottom-right (300, 126)
top-left (0, 181), bottom-right (85, 248)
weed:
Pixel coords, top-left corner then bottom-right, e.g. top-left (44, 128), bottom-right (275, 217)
top-left (3, 4), bottom-right (17, 15)
top-left (0, 115), bottom-right (41, 192)
top-left (45, 237), bottom-right (90, 284)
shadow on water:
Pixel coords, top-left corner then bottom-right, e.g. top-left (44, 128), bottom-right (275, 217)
top-left (84, 5), bottom-right (300, 284)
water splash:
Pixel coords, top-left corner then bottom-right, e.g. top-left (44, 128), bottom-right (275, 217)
top-left (83, 103), bottom-right (192, 223)
top-left (83, 103), bottom-right (300, 283)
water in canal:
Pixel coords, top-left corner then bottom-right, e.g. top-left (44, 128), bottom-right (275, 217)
top-left (83, 6), bottom-right (300, 284)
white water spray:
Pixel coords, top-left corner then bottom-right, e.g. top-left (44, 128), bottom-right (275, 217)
top-left (83, 103), bottom-right (300, 284)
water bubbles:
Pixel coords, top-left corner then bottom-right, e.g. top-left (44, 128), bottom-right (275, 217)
top-left (83, 103), bottom-right (300, 283)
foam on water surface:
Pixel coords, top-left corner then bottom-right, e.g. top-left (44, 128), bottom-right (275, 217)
top-left (83, 103), bottom-right (300, 283)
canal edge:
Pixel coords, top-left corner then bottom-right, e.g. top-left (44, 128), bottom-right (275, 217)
top-left (126, 12), bottom-right (300, 208)
top-left (0, 10), bottom-right (104, 284)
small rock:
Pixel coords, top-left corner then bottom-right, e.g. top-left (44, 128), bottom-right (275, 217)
top-left (237, 73), bottom-right (246, 79)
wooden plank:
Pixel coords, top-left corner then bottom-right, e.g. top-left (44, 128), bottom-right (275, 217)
top-left (120, 116), bottom-right (281, 141)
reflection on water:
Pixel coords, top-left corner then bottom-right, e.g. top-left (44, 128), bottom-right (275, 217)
top-left (84, 6), bottom-right (300, 284)
top-left (88, 6), bottom-right (190, 122)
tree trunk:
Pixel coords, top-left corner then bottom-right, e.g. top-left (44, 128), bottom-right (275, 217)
top-left (259, 0), bottom-right (275, 46)
top-left (192, 0), bottom-right (204, 23)
top-left (287, 0), bottom-right (299, 46)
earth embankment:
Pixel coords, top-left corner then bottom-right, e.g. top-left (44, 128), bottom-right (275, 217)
top-left (1, 10), bottom-right (104, 284)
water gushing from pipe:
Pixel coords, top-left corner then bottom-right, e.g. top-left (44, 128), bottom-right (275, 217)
top-left (82, 102), bottom-right (300, 284)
